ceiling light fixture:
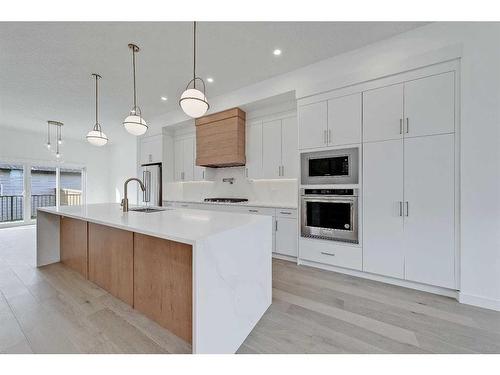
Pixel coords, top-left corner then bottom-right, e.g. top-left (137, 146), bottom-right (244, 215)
top-left (273, 49), bottom-right (282, 56)
top-left (207, 77), bottom-right (214, 83)
top-left (86, 73), bottom-right (108, 147)
top-left (179, 21), bottom-right (209, 118)
top-left (46, 121), bottom-right (63, 158)
top-left (123, 43), bottom-right (148, 136)
top-left (161, 96), bottom-right (168, 101)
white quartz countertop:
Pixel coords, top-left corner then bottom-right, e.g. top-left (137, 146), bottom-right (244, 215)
top-left (38, 203), bottom-right (271, 245)
top-left (164, 199), bottom-right (298, 209)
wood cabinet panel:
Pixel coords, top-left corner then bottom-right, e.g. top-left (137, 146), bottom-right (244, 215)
top-left (195, 108), bottom-right (246, 167)
top-left (60, 216), bottom-right (88, 278)
top-left (134, 233), bottom-right (193, 343)
top-left (88, 223), bottom-right (134, 305)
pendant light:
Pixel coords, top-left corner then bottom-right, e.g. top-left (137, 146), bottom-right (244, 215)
top-left (179, 21), bottom-right (209, 118)
top-left (86, 73), bottom-right (108, 146)
top-left (123, 43), bottom-right (148, 135)
top-left (46, 121), bottom-right (63, 158)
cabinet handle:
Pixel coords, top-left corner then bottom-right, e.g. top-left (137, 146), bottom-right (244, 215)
top-left (399, 119), bottom-right (403, 134)
top-left (405, 118), bottom-right (409, 134)
top-left (181, 204), bottom-right (188, 208)
top-left (405, 201), bottom-right (409, 217)
top-left (399, 201), bottom-right (403, 217)
top-left (202, 170), bottom-right (205, 179)
top-left (248, 209), bottom-right (259, 213)
top-left (321, 251), bottom-right (335, 257)
top-left (278, 165), bottom-right (281, 176)
top-left (245, 168), bottom-right (248, 178)
top-left (280, 211), bottom-right (292, 215)
top-left (181, 172), bottom-right (185, 180)
top-left (323, 130), bottom-right (327, 144)
top-left (275, 220), bottom-right (278, 231)
top-left (149, 154), bottom-right (152, 162)
top-left (328, 129), bottom-right (332, 143)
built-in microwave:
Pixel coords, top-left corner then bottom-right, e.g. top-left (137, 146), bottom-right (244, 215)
top-left (301, 147), bottom-right (359, 185)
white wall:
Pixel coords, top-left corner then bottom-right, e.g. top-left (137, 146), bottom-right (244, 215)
top-left (0, 126), bottom-right (110, 203)
top-left (153, 22), bottom-right (500, 310)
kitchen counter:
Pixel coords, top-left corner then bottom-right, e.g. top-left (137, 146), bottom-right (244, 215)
top-left (164, 199), bottom-right (298, 209)
top-left (36, 203), bottom-right (272, 354)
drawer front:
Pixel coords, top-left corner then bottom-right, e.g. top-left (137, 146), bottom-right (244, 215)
top-left (276, 208), bottom-right (297, 219)
top-left (238, 206), bottom-right (276, 216)
top-left (299, 238), bottom-right (362, 270)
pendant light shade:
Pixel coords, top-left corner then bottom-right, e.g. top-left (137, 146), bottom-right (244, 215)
top-left (86, 73), bottom-right (108, 146)
top-left (123, 43), bottom-right (148, 135)
top-left (179, 22), bottom-right (209, 118)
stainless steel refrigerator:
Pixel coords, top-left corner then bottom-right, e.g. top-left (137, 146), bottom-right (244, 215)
top-left (139, 163), bottom-right (162, 206)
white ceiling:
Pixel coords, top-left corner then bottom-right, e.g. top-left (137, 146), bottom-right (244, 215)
top-left (0, 22), bottom-right (427, 143)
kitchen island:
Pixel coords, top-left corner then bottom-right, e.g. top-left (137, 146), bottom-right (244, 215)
top-left (36, 203), bottom-right (272, 354)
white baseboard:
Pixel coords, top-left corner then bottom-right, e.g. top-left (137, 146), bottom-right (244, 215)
top-left (272, 253), bottom-right (297, 262)
top-left (458, 292), bottom-right (500, 312)
top-left (298, 258), bottom-right (458, 299)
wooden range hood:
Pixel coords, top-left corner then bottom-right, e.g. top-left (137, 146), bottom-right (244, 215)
top-left (195, 107), bottom-right (246, 167)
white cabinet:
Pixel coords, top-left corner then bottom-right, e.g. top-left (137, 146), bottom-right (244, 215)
top-left (363, 72), bottom-right (455, 143)
top-left (363, 84), bottom-right (404, 143)
top-left (245, 121), bottom-right (263, 179)
top-left (298, 94), bottom-right (361, 150)
top-left (403, 134), bottom-right (455, 288)
top-left (275, 209), bottom-right (298, 257)
top-left (281, 117), bottom-right (298, 178)
top-left (262, 116), bottom-right (298, 179)
top-left (174, 137), bottom-right (194, 181)
top-left (298, 101), bottom-right (327, 149)
top-left (362, 134), bottom-right (456, 288)
top-left (262, 120), bottom-right (282, 179)
top-left (327, 93), bottom-right (362, 146)
top-left (404, 72), bottom-right (455, 138)
top-left (140, 134), bottom-right (163, 164)
top-left (363, 140), bottom-right (405, 278)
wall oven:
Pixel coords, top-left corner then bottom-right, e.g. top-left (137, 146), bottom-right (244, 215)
top-left (301, 188), bottom-right (359, 243)
top-left (301, 147), bottom-right (358, 185)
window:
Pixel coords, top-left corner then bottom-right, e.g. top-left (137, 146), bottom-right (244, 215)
top-left (30, 166), bottom-right (57, 218)
top-left (60, 168), bottom-right (83, 206)
top-left (0, 161), bottom-right (85, 226)
top-left (0, 164), bottom-right (24, 223)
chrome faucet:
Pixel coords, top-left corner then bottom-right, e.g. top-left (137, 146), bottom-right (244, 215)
top-left (121, 178), bottom-right (146, 212)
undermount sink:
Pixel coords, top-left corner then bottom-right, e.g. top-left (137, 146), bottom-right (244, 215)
top-left (129, 207), bottom-right (168, 213)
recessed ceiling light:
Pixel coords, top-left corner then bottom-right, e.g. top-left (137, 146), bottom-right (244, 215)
top-left (161, 96), bottom-right (168, 101)
top-left (273, 49), bottom-right (282, 56)
top-left (207, 77), bottom-right (214, 83)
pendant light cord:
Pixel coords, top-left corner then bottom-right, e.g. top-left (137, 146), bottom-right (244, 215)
top-left (132, 47), bottom-right (137, 109)
top-left (193, 21), bottom-right (196, 89)
top-left (95, 75), bottom-right (99, 126)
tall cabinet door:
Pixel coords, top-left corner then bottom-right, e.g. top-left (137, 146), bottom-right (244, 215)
top-left (363, 139), bottom-right (405, 278)
top-left (363, 84), bottom-right (403, 143)
top-left (246, 121), bottom-right (263, 179)
top-left (404, 72), bottom-right (455, 138)
top-left (281, 117), bottom-right (298, 178)
top-left (183, 138), bottom-right (194, 181)
top-left (174, 139), bottom-right (184, 181)
top-left (298, 101), bottom-right (327, 149)
top-left (403, 134), bottom-right (455, 288)
top-left (262, 120), bottom-right (282, 178)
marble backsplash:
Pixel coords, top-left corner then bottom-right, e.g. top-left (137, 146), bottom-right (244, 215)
top-left (164, 167), bottom-right (298, 206)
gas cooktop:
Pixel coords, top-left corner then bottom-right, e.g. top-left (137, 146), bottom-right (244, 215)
top-left (204, 198), bottom-right (249, 203)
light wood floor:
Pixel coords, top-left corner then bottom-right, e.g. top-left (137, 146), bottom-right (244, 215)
top-left (1, 225), bottom-right (499, 354)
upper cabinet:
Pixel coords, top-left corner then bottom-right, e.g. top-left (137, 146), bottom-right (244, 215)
top-left (298, 94), bottom-right (361, 149)
top-left (195, 108), bottom-right (246, 167)
top-left (298, 101), bottom-right (327, 149)
top-left (174, 137), bottom-right (194, 181)
top-left (363, 71), bottom-right (455, 143)
top-left (404, 72), bottom-right (455, 138)
top-left (140, 134), bottom-right (163, 165)
top-left (261, 116), bottom-right (298, 179)
top-left (363, 84), bottom-right (404, 143)
top-left (327, 93), bottom-right (362, 146)
top-left (245, 120), bottom-right (263, 179)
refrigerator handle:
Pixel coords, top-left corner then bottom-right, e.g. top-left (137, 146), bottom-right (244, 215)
top-left (143, 170), bottom-right (151, 203)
